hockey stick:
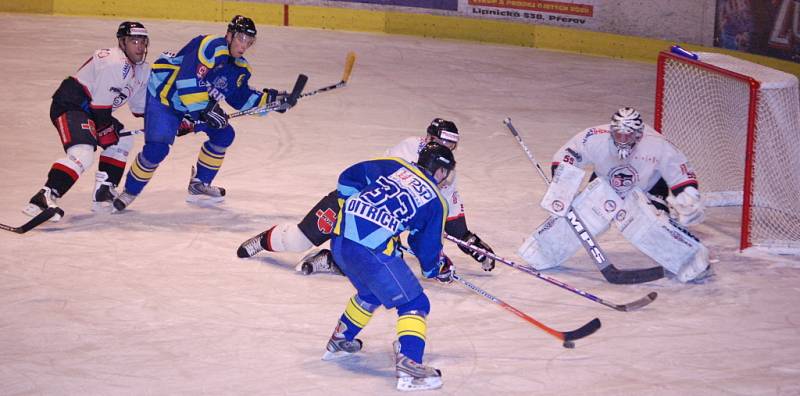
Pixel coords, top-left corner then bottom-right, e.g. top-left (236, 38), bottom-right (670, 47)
top-left (228, 73), bottom-right (309, 118)
top-left (446, 234), bottom-right (657, 311)
top-left (453, 273), bottom-right (600, 347)
top-left (503, 117), bottom-right (664, 284)
top-left (297, 51), bottom-right (356, 99)
top-left (0, 207), bottom-right (63, 234)
top-left (119, 129), bottom-right (142, 137)
top-left (228, 51), bottom-right (352, 118)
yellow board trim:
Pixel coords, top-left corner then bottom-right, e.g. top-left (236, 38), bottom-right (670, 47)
top-left (4, 0), bottom-right (798, 77)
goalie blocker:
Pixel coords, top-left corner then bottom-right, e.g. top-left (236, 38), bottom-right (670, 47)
top-left (519, 168), bottom-right (710, 283)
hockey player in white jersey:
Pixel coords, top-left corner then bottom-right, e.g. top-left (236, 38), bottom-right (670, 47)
top-left (236, 118), bottom-right (497, 274)
top-left (22, 21), bottom-right (150, 221)
top-left (518, 107), bottom-right (711, 283)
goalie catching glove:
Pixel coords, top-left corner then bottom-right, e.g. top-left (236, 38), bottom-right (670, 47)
top-left (457, 232), bottom-right (496, 271)
top-left (666, 186), bottom-right (704, 226)
top-left (435, 252), bottom-right (455, 284)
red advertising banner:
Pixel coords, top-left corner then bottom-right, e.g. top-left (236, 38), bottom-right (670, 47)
top-left (467, 0), bottom-right (592, 17)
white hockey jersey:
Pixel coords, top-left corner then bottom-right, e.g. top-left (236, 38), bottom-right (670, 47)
top-left (73, 47), bottom-right (150, 115)
top-left (552, 124), bottom-right (698, 196)
top-left (384, 136), bottom-right (465, 220)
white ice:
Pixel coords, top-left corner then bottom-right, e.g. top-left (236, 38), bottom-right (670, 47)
top-left (1, 14), bottom-right (799, 395)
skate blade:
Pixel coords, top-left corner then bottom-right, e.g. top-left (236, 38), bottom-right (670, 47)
top-left (22, 204), bottom-right (61, 222)
top-left (91, 201), bottom-right (114, 213)
top-left (185, 195), bottom-right (225, 206)
top-left (321, 350), bottom-right (358, 361)
top-left (396, 376), bottom-right (443, 392)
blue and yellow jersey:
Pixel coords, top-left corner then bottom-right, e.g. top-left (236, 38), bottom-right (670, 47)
top-left (147, 35), bottom-right (269, 118)
top-left (334, 158), bottom-right (448, 277)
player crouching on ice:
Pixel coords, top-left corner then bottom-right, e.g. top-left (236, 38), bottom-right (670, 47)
top-left (237, 118), bottom-right (496, 275)
top-left (518, 107), bottom-right (711, 283)
top-left (321, 142), bottom-right (456, 391)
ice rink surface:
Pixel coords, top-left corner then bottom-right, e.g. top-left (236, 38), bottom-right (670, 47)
top-left (1, 13), bottom-right (799, 395)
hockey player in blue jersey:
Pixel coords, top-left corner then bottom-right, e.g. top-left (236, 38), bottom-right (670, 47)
top-left (321, 142), bottom-right (456, 392)
top-left (112, 15), bottom-right (297, 211)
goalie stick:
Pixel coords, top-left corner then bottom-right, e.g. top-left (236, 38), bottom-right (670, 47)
top-left (0, 207), bottom-right (63, 234)
top-left (446, 234), bottom-right (657, 312)
top-left (453, 273), bottom-right (600, 347)
top-left (503, 117), bottom-right (664, 284)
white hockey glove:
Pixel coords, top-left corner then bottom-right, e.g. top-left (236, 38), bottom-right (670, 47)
top-left (667, 186), bottom-right (705, 226)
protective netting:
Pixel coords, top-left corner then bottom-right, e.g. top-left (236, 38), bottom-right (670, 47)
top-left (657, 52), bottom-right (800, 254)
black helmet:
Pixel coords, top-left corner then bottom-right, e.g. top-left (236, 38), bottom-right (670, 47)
top-left (426, 118), bottom-right (459, 145)
top-left (227, 15), bottom-right (257, 37)
top-left (417, 142), bottom-right (456, 180)
top-left (116, 21), bottom-right (148, 39)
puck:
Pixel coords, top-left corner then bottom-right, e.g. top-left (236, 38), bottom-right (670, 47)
top-left (563, 340), bottom-right (575, 349)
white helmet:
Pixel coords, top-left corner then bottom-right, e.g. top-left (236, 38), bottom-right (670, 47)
top-left (610, 107), bottom-right (644, 160)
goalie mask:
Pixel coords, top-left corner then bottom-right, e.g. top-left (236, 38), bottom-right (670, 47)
top-left (610, 107), bottom-right (644, 160)
top-left (116, 21), bottom-right (149, 65)
top-left (426, 118), bottom-right (459, 151)
top-left (417, 142), bottom-right (456, 186)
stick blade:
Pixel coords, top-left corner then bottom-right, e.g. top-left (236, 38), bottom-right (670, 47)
top-left (1, 207), bottom-right (63, 234)
top-left (615, 292), bottom-right (658, 312)
top-left (287, 74), bottom-right (308, 103)
top-left (602, 265), bottom-right (665, 284)
top-left (563, 317), bottom-right (602, 342)
top-left (341, 51), bottom-right (356, 83)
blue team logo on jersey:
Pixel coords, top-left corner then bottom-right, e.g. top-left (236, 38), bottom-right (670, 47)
top-left (122, 62), bottom-right (131, 79)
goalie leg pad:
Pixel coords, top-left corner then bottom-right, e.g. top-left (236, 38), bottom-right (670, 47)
top-left (518, 216), bottom-right (582, 270)
top-left (616, 189), bottom-right (709, 282)
top-left (520, 179), bottom-right (619, 270)
top-left (571, 178), bottom-right (623, 233)
top-left (540, 162), bottom-right (585, 217)
top-left (267, 223), bottom-right (314, 252)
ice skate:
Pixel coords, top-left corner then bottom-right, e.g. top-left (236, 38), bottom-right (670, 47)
top-left (393, 341), bottom-right (442, 391)
top-left (186, 166), bottom-right (225, 205)
top-left (322, 322), bottom-right (363, 361)
top-left (237, 232), bottom-right (266, 258)
top-left (112, 191), bottom-right (137, 213)
top-left (91, 171), bottom-right (119, 212)
top-left (296, 249), bottom-right (343, 275)
top-left (23, 187), bottom-right (62, 222)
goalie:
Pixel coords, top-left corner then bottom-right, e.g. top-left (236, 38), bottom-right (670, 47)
top-left (518, 107), bottom-right (711, 283)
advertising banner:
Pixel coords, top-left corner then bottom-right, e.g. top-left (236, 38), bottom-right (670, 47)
top-left (715, 0), bottom-right (799, 63)
top-left (328, 0), bottom-right (458, 11)
top-left (467, 0), bottom-right (597, 28)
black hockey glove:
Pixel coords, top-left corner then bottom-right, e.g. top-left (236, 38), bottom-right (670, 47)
top-left (435, 252), bottom-right (455, 284)
top-left (200, 101), bottom-right (228, 129)
top-left (176, 114), bottom-right (195, 137)
top-left (458, 232), bottom-right (496, 271)
top-left (264, 88), bottom-right (295, 113)
top-left (96, 117), bottom-right (124, 149)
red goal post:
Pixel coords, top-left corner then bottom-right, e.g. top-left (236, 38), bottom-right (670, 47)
top-left (655, 50), bottom-right (800, 254)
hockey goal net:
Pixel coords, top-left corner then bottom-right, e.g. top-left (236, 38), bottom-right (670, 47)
top-left (655, 50), bottom-right (800, 254)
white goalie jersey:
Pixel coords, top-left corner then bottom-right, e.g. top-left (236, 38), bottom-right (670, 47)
top-left (73, 46), bottom-right (150, 116)
top-left (553, 124), bottom-right (698, 196)
top-left (384, 136), bottom-right (464, 220)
